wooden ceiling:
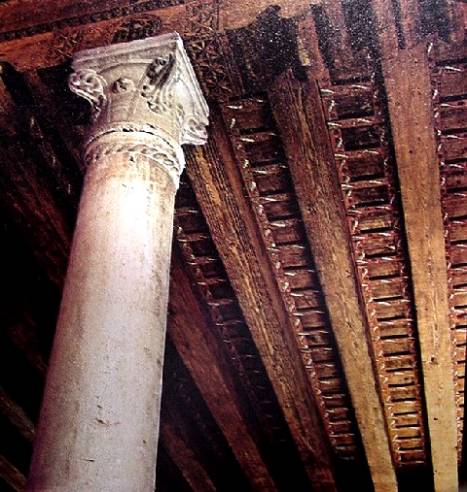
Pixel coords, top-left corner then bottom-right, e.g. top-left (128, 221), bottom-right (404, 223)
top-left (0, 0), bottom-right (465, 491)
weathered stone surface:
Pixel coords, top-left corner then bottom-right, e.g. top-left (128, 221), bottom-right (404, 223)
top-left (28, 33), bottom-right (208, 492)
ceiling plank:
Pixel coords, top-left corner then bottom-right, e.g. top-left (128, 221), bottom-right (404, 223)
top-left (372, 3), bottom-right (458, 489)
top-left (0, 455), bottom-right (26, 492)
top-left (186, 111), bottom-right (337, 492)
top-left (268, 69), bottom-right (398, 492)
top-left (169, 252), bottom-right (277, 491)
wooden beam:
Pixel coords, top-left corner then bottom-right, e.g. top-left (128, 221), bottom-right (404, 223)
top-left (0, 72), bottom-right (71, 287)
top-left (169, 252), bottom-right (277, 491)
top-left (384, 45), bottom-right (457, 492)
top-left (160, 421), bottom-right (217, 492)
top-left (5, 321), bottom-right (48, 378)
top-left (160, 341), bottom-right (258, 492)
top-left (268, 70), bottom-right (397, 492)
top-left (0, 456), bottom-right (26, 492)
top-left (156, 445), bottom-right (193, 492)
top-left (21, 69), bottom-right (85, 184)
top-left (372, 2), bottom-right (458, 489)
top-left (0, 385), bottom-right (35, 443)
top-left (186, 111), bottom-right (337, 491)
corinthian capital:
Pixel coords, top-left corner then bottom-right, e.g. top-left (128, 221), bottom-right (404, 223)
top-left (69, 33), bottom-right (209, 147)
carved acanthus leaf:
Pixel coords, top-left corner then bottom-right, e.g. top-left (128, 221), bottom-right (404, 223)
top-left (69, 69), bottom-right (107, 118)
top-left (142, 53), bottom-right (180, 114)
top-left (181, 114), bottom-right (209, 146)
top-left (69, 33), bottom-right (209, 161)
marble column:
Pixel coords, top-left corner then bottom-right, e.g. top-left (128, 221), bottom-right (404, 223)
top-left (28, 33), bottom-right (208, 492)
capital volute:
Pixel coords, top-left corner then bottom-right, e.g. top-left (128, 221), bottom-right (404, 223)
top-left (69, 33), bottom-right (209, 148)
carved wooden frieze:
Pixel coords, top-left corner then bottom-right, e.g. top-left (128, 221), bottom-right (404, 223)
top-left (0, 0), bottom-right (183, 42)
top-left (220, 96), bottom-right (361, 458)
top-left (321, 62), bottom-right (429, 467)
top-left (431, 42), bottom-right (467, 461)
top-left (184, 0), bottom-right (219, 38)
top-left (112, 14), bottom-right (165, 43)
top-left (186, 34), bottom-right (243, 100)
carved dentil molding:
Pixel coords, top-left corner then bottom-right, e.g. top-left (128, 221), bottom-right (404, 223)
top-left (69, 32), bottom-right (209, 185)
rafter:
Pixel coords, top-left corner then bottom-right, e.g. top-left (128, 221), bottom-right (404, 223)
top-left (0, 455), bottom-right (26, 492)
top-left (169, 252), bottom-right (277, 491)
top-left (268, 69), bottom-right (397, 492)
top-left (0, 386), bottom-right (35, 443)
top-left (160, 419), bottom-right (217, 492)
top-left (372, 2), bottom-right (459, 490)
top-left (0, 70), bottom-right (71, 287)
top-left (186, 111), bottom-right (337, 491)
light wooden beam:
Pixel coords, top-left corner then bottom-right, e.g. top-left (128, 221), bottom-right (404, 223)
top-left (186, 112), bottom-right (337, 492)
top-left (372, 2), bottom-right (458, 490)
top-left (382, 45), bottom-right (458, 492)
top-left (268, 70), bottom-right (397, 492)
top-left (169, 253), bottom-right (277, 491)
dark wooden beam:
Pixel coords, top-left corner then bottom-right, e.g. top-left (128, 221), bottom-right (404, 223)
top-left (21, 69), bottom-right (84, 193)
top-left (0, 71), bottom-right (71, 287)
top-left (372, 2), bottom-right (458, 490)
top-left (156, 445), bottom-right (193, 492)
top-left (0, 386), bottom-right (35, 443)
top-left (5, 321), bottom-right (47, 379)
top-left (169, 252), bottom-right (277, 491)
top-left (0, 455), bottom-right (26, 492)
top-left (186, 110), bottom-right (337, 491)
top-left (161, 341), bottom-right (256, 492)
top-left (268, 69), bottom-right (397, 492)
top-left (160, 421), bottom-right (217, 492)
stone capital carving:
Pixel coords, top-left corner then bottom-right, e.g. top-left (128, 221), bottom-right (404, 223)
top-left (69, 33), bottom-right (209, 150)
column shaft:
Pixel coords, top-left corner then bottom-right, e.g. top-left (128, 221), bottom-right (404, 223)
top-left (27, 32), bottom-right (208, 491)
top-left (28, 133), bottom-right (177, 491)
